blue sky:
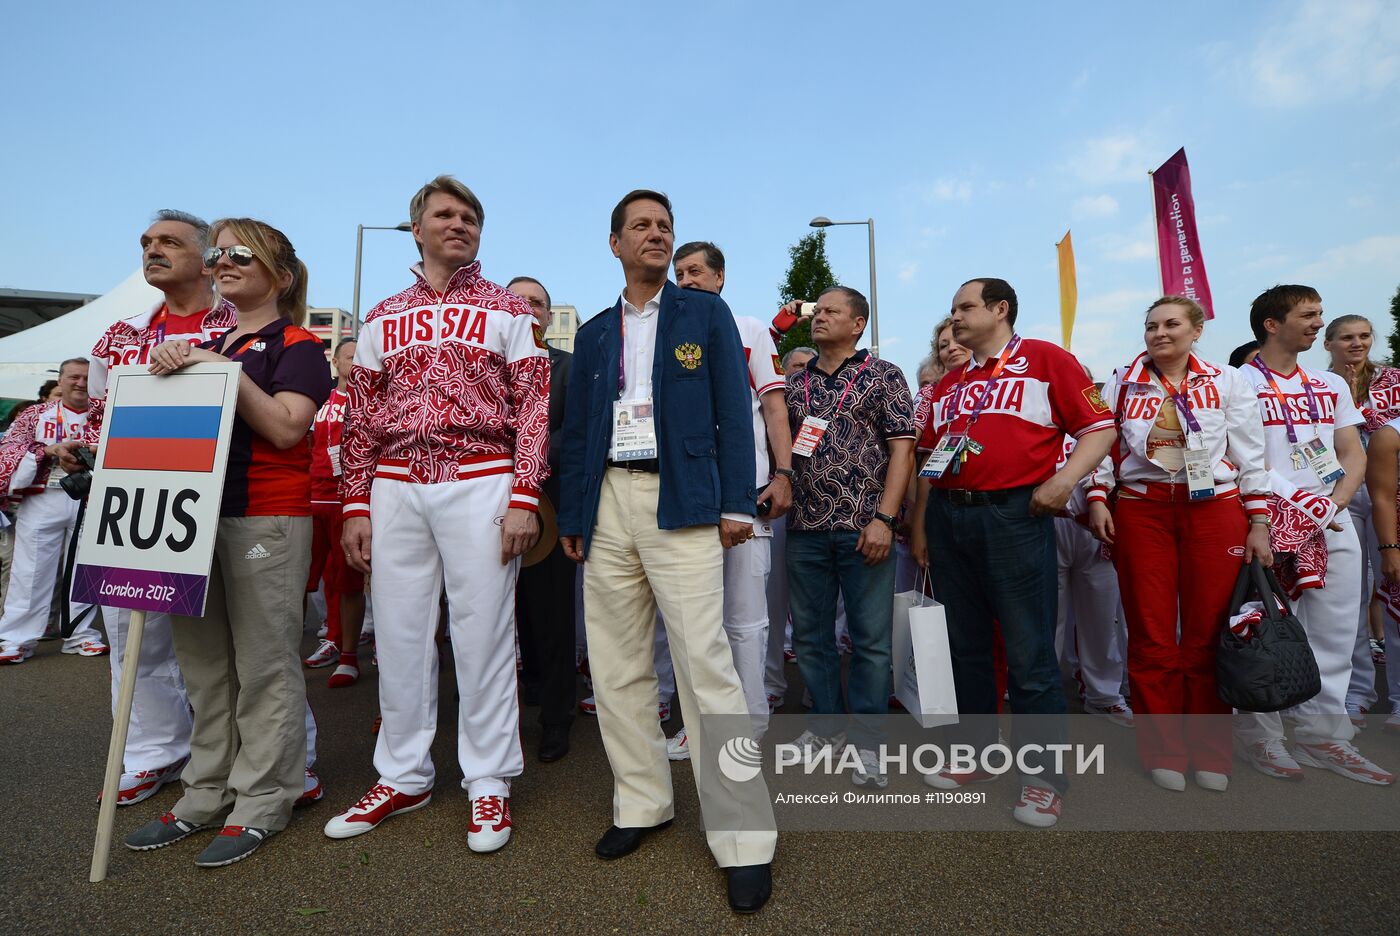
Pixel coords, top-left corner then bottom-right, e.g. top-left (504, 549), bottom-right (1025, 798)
top-left (2, 0), bottom-right (1397, 385)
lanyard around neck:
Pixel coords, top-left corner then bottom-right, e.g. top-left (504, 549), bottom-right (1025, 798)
top-left (1146, 361), bottom-right (1203, 436)
top-left (950, 335), bottom-right (1021, 429)
top-left (1251, 357), bottom-right (1319, 444)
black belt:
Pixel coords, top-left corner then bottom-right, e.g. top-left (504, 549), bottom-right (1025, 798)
top-left (607, 458), bottom-right (660, 473)
top-left (937, 487), bottom-right (1015, 506)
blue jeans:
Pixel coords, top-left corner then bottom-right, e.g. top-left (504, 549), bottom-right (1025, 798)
top-left (925, 486), bottom-right (1069, 792)
top-left (786, 529), bottom-right (894, 749)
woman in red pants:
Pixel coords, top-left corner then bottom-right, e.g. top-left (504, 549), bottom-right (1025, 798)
top-left (1086, 296), bottom-right (1272, 793)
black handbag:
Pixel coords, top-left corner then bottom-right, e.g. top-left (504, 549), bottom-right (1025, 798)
top-left (1216, 559), bottom-right (1322, 713)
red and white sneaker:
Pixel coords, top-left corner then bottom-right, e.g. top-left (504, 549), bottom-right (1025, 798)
top-left (323, 783), bottom-right (431, 839)
top-left (766, 693), bottom-right (783, 713)
top-left (579, 696), bottom-right (597, 715)
top-left (1385, 713), bottom-right (1400, 737)
top-left (0, 644), bottom-right (34, 664)
top-left (467, 795), bottom-right (512, 853)
top-left (1013, 784), bottom-right (1062, 828)
top-left (98, 757), bottom-right (188, 806)
top-left (1240, 737), bottom-right (1304, 780)
top-left (1293, 741), bottom-right (1395, 785)
top-left (62, 640), bottom-right (109, 657)
top-left (783, 648), bottom-right (796, 663)
top-left (923, 767), bottom-right (997, 790)
top-left (303, 639), bottom-right (339, 669)
top-left (295, 769), bottom-right (324, 808)
top-left (1085, 701), bottom-right (1135, 729)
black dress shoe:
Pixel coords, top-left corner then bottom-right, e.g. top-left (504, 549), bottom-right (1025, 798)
top-left (537, 725), bottom-right (570, 763)
top-left (727, 863), bottom-right (772, 914)
top-left (594, 820), bottom-right (673, 860)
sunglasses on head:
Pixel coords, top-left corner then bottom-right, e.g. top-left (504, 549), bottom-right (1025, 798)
top-left (203, 245), bottom-right (256, 268)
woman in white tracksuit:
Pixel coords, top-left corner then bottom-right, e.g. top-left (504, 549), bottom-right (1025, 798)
top-left (1325, 315), bottom-right (1400, 722)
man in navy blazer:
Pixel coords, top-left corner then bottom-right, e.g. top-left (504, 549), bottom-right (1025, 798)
top-left (557, 190), bottom-right (776, 915)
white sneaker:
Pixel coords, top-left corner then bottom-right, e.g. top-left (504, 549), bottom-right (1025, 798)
top-left (1385, 713), bottom-right (1400, 737)
top-left (1012, 784), bottom-right (1062, 828)
top-left (1239, 737), bottom-right (1303, 780)
top-left (1085, 701), bottom-right (1135, 729)
top-left (1194, 771), bottom-right (1229, 792)
top-left (62, 640), bottom-right (109, 657)
top-left (791, 729), bottom-right (846, 767)
top-left (467, 795), bottom-right (512, 853)
top-left (303, 638), bottom-right (339, 668)
top-left (579, 696), bottom-right (597, 715)
top-left (0, 644), bottom-right (34, 664)
top-left (1293, 741), bottom-right (1395, 785)
top-left (666, 726), bottom-right (690, 761)
top-left (316, 623), bottom-right (328, 638)
top-left (1150, 768), bottom-right (1185, 791)
top-left (98, 757), bottom-right (187, 806)
top-left (851, 748), bottom-right (888, 789)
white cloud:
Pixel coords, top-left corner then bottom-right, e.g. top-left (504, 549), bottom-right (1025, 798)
top-left (897, 262), bottom-right (918, 283)
top-left (1065, 289), bottom-right (1160, 377)
top-left (1247, 0), bottom-right (1400, 107)
top-left (1298, 234), bottom-right (1400, 279)
top-left (926, 177), bottom-right (972, 202)
top-left (1062, 132), bottom-right (1155, 184)
top-left (1073, 194), bottom-right (1119, 219)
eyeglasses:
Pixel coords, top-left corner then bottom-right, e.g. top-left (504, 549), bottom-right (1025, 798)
top-left (203, 246), bottom-right (256, 268)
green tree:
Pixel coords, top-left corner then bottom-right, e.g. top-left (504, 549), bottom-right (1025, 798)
top-left (1389, 283), bottom-right (1400, 365)
top-left (775, 231), bottom-right (839, 358)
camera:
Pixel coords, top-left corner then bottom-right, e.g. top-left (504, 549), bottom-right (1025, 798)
top-left (60, 447), bottom-right (96, 501)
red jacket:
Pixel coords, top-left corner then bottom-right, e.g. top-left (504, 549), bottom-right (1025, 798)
top-left (341, 261), bottom-right (549, 519)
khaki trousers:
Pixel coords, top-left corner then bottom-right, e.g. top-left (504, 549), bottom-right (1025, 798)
top-left (170, 516), bottom-right (311, 831)
top-left (584, 469), bottom-right (776, 868)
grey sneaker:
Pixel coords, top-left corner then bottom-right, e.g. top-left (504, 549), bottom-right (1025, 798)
top-left (194, 825), bottom-right (273, 867)
top-left (124, 811), bottom-right (206, 851)
top-left (852, 748), bottom-right (888, 789)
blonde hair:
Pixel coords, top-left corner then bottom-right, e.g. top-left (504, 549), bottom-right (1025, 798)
top-left (209, 218), bottom-right (308, 326)
top-left (1325, 314), bottom-right (1377, 404)
top-left (410, 175), bottom-right (485, 228)
top-left (930, 316), bottom-right (954, 358)
top-left (1145, 295), bottom-right (1206, 330)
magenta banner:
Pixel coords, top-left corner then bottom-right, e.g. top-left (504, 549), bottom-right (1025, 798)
top-left (71, 563), bottom-right (209, 617)
top-left (1151, 147), bottom-right (1214, 319)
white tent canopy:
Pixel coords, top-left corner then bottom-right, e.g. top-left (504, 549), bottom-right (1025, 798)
top-left (0, 271), bottom-right (159, 400)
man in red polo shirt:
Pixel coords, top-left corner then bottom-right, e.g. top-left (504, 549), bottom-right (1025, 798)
top-left (910, 277), bottom-right (1114, 828)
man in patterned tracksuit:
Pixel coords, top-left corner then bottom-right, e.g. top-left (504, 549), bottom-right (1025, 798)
top-left (323, 176), bottom-right (550, 853)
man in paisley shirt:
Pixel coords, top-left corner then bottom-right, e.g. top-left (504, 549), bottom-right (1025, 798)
top-left (322, 176), bottom-right (550, 854)
top-left (784, 286), bottom-right (916, 789)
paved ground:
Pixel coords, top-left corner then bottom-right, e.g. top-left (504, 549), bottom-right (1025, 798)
top-left (2, 631), bottom-right (1398, 935)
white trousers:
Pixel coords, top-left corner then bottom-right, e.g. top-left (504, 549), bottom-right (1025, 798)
top-left (584, 469), bottom-right (776, 867)
top-left (1055, 517), bottom-right (1127, 708)
top-left (1344, 490), bottom-right (1400, 712)
top-left (0, 490), bottom-right (100, 651)
top-left (1236, 517), bottom-right (1363, 745)
top-left (104, 607), bottom-right (191, 771)
top-left (370, 475), bottom-right (522, 799)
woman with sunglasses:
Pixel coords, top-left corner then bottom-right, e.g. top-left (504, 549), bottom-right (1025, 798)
top-left (123, 218), bottom-right (332, 867)
top-left (1323, 314), bottom-right (1400, 725)
top-left (1086, 296), bottom-right (1271, 793)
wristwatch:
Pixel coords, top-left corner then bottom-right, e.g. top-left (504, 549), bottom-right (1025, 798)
top-left (874, 511), bottom-right (898, 530)
top-left (773, 467), bottom-right (796, 482)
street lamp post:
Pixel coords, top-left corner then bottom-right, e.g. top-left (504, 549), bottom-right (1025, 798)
top-left (809, 216), bottom-right (879, 357)
top-left (351, 222), bottom-right (413, 339)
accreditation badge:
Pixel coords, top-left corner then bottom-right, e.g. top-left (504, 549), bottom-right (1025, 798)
top-left (1183, 436), bottom-right (1215, 500)
top-left (612, 399), bottom-right (658, 461)
top-left (920, 433), bottom-right (966, 479)
top-left (328, 444), bottom-right (342, 477)
top-left (1300, 437), bottom-right (1345, 485)
top-left (791, 416), bottom-right (829, 458)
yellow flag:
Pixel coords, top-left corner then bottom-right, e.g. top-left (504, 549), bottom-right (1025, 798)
top-left (1056, 230), bottom-right (1077, 350)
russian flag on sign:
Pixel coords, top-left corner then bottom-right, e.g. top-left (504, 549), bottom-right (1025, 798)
top-left (101, 373), bottom-right (227, 473)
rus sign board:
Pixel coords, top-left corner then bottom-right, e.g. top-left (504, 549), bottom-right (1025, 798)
top-left (71, 363), bottom-right (240, 617)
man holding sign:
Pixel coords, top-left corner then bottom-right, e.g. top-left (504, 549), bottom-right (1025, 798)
top-left (324, 176), bottom-right (549, 854)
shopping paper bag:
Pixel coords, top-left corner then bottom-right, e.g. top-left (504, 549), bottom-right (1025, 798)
top-left (892, 583), bottom-right (959, 728)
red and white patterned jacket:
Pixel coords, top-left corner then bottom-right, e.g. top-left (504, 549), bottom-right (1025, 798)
top-left (83, 299), bottom-right (237, 444)
top-left (341, 261), bottom-right (549, 519)
top-left (0, 401), bottom-right (89, 495)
